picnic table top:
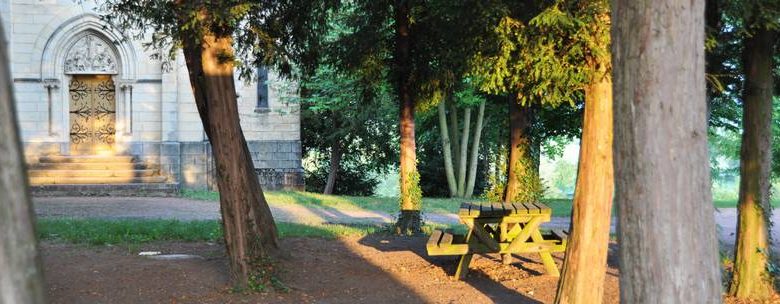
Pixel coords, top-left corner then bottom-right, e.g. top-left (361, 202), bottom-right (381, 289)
top-left (458, 201), bottom-right (551, 218)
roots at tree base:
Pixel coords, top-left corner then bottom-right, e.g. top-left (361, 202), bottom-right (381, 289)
top-left (395, 210), bottom-right (422, 235)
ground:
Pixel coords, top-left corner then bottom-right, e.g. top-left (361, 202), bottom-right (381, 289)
top-left (32, 193), bottom-right (780, 303)
top-left (42, 236), bottom-right (621, 304)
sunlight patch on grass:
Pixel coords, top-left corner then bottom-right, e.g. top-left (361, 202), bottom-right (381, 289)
top-left (181, 190), bottom-right (575, 217)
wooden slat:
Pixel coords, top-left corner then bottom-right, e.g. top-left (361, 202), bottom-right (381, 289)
top-left (524, 202), bottom-right (540, 214)
top-left (439, 231), bottom-right (454, 247)
top-left (428, 230), bottom-right (443, 247)
top-left (533, 202), bottom-right (552, 214)
top-left (512, 202), bottom-right (528, 215)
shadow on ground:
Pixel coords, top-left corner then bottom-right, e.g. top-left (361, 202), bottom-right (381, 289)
top-left (359, 234), bottom-right (544, 304)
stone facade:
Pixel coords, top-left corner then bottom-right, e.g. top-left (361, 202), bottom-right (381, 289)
top-left (6, 0), bottom-right (303, 191)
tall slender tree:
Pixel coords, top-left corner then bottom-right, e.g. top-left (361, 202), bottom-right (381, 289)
top-left (0, 19), bottom-right (47, 304)
top-left (551, 2), bottom-right (615, 302)
top-left (101, 0), bottom-right (333, 287)
top-left (728, 2), bottom-right (778, 298)
top-left (612, 0), bottom-right (722, 302)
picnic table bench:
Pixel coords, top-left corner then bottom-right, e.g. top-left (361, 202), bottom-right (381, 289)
top-left (427, 201), bottom-right (568, 279)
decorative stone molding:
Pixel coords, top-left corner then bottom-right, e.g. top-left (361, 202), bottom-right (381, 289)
top-left (42, 79), bottom-right (61, 136)
top-left (64, 34), bottom-right (118, 74)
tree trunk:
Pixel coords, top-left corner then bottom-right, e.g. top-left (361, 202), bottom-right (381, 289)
top-left (180, 31), bottom-right (280, 288)
top-left (393, 0), bottom-right (421, 234)
top-left (465, 101), bottom-right (485, 198)
top-left (438, 102), bottom-right (458, 196)
top-left (450, 100), bottom-right (461, 174)
top-left (503, 98), bottom-right (535, 203)
top-left (457, 107), bottom-right (471, 197)
top-left (555, 69), bottom-right (613, 304)
top-left (728, 26), bottom-right (776, 300)
top-left (612, 0), bottom-right (722, 302)
top-left (0, 19), bottom-right (47, 304)
top-left (323, 141), bottom-right (342, 195)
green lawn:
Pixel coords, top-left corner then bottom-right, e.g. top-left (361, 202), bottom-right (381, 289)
top-left (181, 190), bottom-right (576, 217)
top-left (36, 218), bottom-right (394, 245)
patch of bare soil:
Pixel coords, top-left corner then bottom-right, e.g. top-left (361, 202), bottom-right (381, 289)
top-left (42, 235), bottom-right (622, 303)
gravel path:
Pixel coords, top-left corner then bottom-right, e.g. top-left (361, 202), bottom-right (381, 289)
top-left (32, 197), bottom-right (776, 251)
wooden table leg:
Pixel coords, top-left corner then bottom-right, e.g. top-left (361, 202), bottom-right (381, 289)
top-left (500, 221), bottom-right (512, 264)
top-left (456, 220), bottom-right (476, 279)
top-left (531, 229), bottom-right (559, 277)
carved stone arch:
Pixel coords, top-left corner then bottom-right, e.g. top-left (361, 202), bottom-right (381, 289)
top-left (39, 13), bottom-right (137, 81)
top-left (37, 13), bottom-right (138, 147)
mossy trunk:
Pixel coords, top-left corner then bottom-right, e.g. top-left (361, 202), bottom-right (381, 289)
top-left (728, 26), bottom-right (776, 300)
top-left (393, 0), bottom-right (421, 234)
top-left (180, 31), bottom-right (279, 288)
top-left (612, 0), bottom-right (722, 301)
top-left (503, 98), bottom-right (539, 203)
top-left (555, 69), bottom-right (613, 304)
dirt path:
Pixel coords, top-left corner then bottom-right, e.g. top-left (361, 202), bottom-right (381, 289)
top-left (32, 196), bottom-right (777, 251)
top-left (42, 236), bottom-right (621, 304)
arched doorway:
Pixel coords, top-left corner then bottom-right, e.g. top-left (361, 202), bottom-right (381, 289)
top-left (63, 34), bottom-right (118, 155)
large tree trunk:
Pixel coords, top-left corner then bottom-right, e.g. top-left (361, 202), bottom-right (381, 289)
top-left (612, 0), bottom-right (722, 302)
top-left (728, 26), bottom-right (776, 300)
top-left (465, 101), bottom-right (486, 198)
top-left (393, 0), bottom-right (421, 234)
top-left (0, 20), bottom-right (47, 304)
top-left (457, 107), bottom-right (471, 197)
top-left (180, 30), bottom-right (280, 287)
top-left (323, 141), bottom-right (342, 195)
top-left (555, 69), bottom-right (613, 304)
top-left (503, 98), bottom-right (536, 203)
top-left (438, 102), bottom-right (458, 196)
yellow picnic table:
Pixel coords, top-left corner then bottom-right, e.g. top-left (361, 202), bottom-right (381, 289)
top-left (427, 201), bottom-right (568, 279)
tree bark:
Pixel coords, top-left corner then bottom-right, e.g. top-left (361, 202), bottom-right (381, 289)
top-left (393, 0), bottom-right (421, 234)
top-left (612, 0), bottom-right (722, 302)
top-left (465, 101), bottom-right (485, 198)
top-left (179, 29), bottom-right (280, 287)
top-left (503, 97), bottom-right (534, 203)
top-left (450, 100), bottom-right (461, 174)
top-left (555, 69), bottom-right (613, 304)
top-left (0, 19), bottom-right (47, 304)
top-left (323, 141), bottom-right (342, 195)
top-left (728, 26), bottom-right (776, 300)
top-left (457, 107), bottom-right (471, 197)
top-left (438, 102), bottom-right (458, 196)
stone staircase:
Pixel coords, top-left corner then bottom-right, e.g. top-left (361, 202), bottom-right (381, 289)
top-left (28, 155), bottom-right (178, 196)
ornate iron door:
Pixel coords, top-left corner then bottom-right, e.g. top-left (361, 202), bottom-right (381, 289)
top-left (69, 75), bottom-right (116, 155)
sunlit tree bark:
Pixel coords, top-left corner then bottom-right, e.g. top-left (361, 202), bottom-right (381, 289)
top-left (612, 0), bottom-right (722, 302)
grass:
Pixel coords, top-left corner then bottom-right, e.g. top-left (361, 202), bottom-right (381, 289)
top-left (36, 218), bottom-right (407, 246)
top-left (181, 190), bottom-right (576, 217)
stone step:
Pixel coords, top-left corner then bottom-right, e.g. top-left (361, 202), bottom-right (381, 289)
top-left (28, 175), bottom-right (167, 185)
top-left (27, 169), bottom-right (157, 178)
top-left (38, 155), bottom-right (137, 163)
top-left (28, 162), bottom-right (159, 171)
top-left (30, 183), bottom-right (179, 197)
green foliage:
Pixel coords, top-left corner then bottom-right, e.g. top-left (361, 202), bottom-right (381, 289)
top-left (100, 0), bottom-right (336, 79)
top-left (470, 0), bottom-right (610, 107)
top-left (507, 152), bottom-right (546, 203)
top-left (546, 159), bottom-right (577, 198)
top-left (299, 64), bottom-right (398, 195)
top-left (304, 164), bottom-right (380, 196)
top-left (400, 169), bottom-right (423, 211)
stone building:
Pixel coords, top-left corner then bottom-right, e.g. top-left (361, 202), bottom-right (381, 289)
top-left (2, 0), bottom-right (303, 195)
